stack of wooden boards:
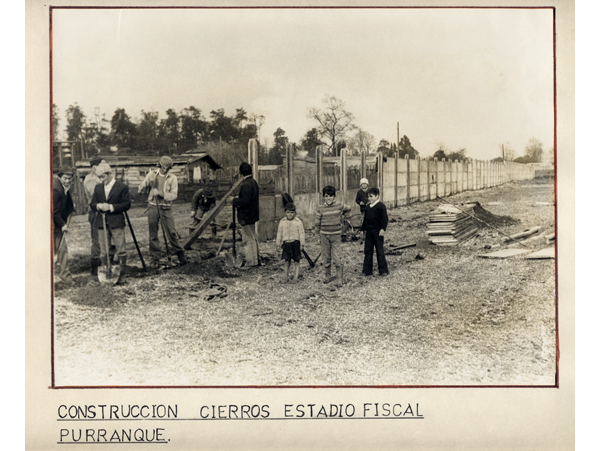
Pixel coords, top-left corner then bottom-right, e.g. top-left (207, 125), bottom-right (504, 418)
top-left (427, 204), bottom-right (478, 245)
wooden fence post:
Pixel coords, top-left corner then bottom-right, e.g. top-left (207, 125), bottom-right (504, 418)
top-left (417, 156), bottom-right (421, 202)
top-left (449, 159), bottom-right (454, 195)
top-left (442, 158), bottom-right (447, 197)
top-left (248, 139), bottom-right (259, 181)
top-left (394, 151), bottom-right (398, 208)
top-left (316, 145), bottom-right (323, 198)
top-left (434, 157), bottom-right (439, 198)
top-left (285, 143), bottom-right (294, 199)
top-left (361, 150), bottom-right (366, 180)
top-left (377, 152), bottom-right (384, 201)
top-left (248, 138), bottom-right (260, 236)
top-left (405, 154), bottom-right (410, 205)
top-left (341, 148), bottom-right (348, 197)
top-left (427, 158), bottom-right (431, 200)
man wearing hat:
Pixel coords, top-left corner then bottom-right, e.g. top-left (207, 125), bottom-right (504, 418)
top-left (53, 165), bottom-right (75, 282)
top-left (90, 162), bottom-right (131, 283)
top-left (83, 156), bottom-right (104, 275)
top-left (138, 155), bottom-right (188, 266)
top-left (188, 187), bottom-right (217, 235)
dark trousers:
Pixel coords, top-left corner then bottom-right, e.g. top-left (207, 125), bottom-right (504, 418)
top-left (362, 229), bottom-right (389, 275)
top-left (88, 211), bottom-right (101, 259)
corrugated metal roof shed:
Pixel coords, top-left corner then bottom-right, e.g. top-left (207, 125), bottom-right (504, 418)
top-left (75, 153), bottom-right (222, 171)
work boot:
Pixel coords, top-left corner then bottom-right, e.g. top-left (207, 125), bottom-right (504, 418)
top-left (335, 265), bottom-right (344, 287)
top-left (177, 251), bottom-right (188, 266)
top-left (90, 258), bottom-right (101, 276)
top-left (109, 245), bottom-right (117, 264)
top-left (117, 256), bottom-right (127, 284)
top-left (323, 266), bottom-right (332, 283)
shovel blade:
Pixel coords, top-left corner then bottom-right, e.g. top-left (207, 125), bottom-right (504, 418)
top-left (224, 251), bottom-right (244, 268)
top-left (98, 265), bottom-right (120, 285)
top-left (234, 254), bottom-right (244, 268)
top-left (224, 252), bottom-right (235, 267)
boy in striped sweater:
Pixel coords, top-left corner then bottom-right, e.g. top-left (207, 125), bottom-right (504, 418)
top-left (315, 186), bottom-right (351, 286)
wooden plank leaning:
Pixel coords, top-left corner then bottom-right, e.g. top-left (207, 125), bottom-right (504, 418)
top-left (182, 177), bottom-right (245, 250)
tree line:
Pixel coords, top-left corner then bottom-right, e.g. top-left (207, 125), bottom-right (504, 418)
top-left (53, 103), bottom-right (262, 157)
top-left (53, 95), bottom-right (551, 168)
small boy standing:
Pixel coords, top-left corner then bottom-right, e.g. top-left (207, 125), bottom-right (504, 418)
top-left (189, 187), bottom-right (217, 235)
top-left (315, 186), bottom-right (351, 285)
top-left (361, 187), bottom-right (389, 277)
top-left (355, 177), bottom-right (369, 243)
top-left (355, 178), bottom-right (369, 215)
top-left (276, 203), bottom-right (305, 283)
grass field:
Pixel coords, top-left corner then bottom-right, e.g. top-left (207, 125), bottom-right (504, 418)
top-left (53, 178), bottom-right (556, 386)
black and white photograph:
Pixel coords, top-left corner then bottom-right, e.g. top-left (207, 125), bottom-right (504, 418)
top-left (49, 5), bottom-right (559, 388)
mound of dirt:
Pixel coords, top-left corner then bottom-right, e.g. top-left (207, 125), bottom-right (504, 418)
top-left (71, 284), bottom-right (120, 308)
top-left (470, 202), bottom-right (520, 228)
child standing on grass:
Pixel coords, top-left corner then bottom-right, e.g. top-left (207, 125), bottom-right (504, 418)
top-left (315, 186), bottom-right (351, 286)
top-left (355, 177), bottom-right (369, 243)
top-left (276, 203), bottom-right (305, 283)
top-left (361, 187), bottom-right (389, 277)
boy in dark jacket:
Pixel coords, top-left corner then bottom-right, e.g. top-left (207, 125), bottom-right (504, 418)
top-left (361, 187), bottom-right (389, 276)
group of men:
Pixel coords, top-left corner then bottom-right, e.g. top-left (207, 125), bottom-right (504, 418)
top-left (53, 158), bottom-right (262, 283)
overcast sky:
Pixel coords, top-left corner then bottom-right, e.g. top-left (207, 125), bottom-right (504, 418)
top-left (52, 7), bottom-right (554, 160)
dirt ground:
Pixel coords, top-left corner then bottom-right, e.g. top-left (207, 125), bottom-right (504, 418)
top-left (53, 178), bottom-right (556, 386)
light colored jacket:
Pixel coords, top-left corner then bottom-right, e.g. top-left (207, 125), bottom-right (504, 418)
top-left (83, 171), bottom-right (101, 206)
top-left (138, 169), bottom-right (178, 207)
top-left (276, 217), bottom-right (305, 248)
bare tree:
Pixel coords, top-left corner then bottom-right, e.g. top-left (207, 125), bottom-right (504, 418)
top-left (435, 141), bottom-right (449, 152)
top-left (347, 128), bottom-right (375, 155)
top-left (500, 142), bottom-right (515, 161)
top-left (524, 137), bottom-right (544, 163)
top-left (307, 94), bottom-right (355, 156)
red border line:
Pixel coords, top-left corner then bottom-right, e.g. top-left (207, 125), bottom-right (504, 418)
top-left (49, 6), bottom-right (556, 10)
top-left (50, 5), bottom-right (56, 389)
top-left (552, 6), bottom-right (559, 389)
top-left (53, 384), bottom-right (558, 390)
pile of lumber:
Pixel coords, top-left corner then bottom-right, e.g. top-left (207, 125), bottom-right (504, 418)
top-left (427, 204), bottom-right (478, 245)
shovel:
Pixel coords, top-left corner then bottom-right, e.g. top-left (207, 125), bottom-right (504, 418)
top-left (215, 221), bottom-right (233, 256)
top-left (225, 207), bottom-right (244, 268)
top-left (98, 213), bottom-right (120, 285)
top-left (53, 214), bottom-right (72, 264)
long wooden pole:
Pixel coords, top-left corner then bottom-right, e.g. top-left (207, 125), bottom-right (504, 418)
top-left (183, 177), bottom-right (245, 249)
